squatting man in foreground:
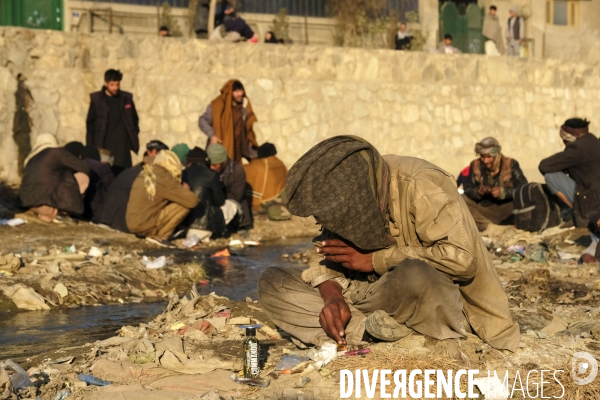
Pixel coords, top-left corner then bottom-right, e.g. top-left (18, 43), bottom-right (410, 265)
top-left (258, 136), bottom-right (520, 351)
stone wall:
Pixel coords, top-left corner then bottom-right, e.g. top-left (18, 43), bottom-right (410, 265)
top-left (1, 27), bottom-right (600, 185)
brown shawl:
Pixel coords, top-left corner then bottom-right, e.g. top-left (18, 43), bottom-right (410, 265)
top-left (210, 80), bottom-right (258, 162)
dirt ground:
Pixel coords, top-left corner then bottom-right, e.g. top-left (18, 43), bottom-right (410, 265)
top-left (2, 216), bottom-right (600, 399)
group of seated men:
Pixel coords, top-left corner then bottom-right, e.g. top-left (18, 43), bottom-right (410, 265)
top-left (460, 117), bottom-right (600, 261)
top-left (18, 136), bottom-right (258, 248)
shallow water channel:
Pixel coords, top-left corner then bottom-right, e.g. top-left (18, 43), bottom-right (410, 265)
top-left (0, 238), bottom-right (312, 363)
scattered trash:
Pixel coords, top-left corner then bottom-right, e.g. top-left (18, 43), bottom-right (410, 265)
top-left (306, 342), bottom-right (337, 370)
top-left (53, 389), bottom-right (71, 400)
top-left (53, 283), bottom-right (69, 298)
top-left (340, 348), bottom-right (371, 357)
top-left (241, 324), bottom-right (262, 378)
top-left (228, 239), bottom-right (243, 248)
top-left (65, 245), bottom-right (77, 254)
top-left (87, 246), bottom-right (103, 257)
top-left (0, 253), bottom-right (23, 273)
top-left (0, 218), bottom-right (27, 227)
top-left (507, 245), bottom-right (525, 255)
top-left (244, 241), bottom-right (260, 246)
top-left (294, 376), bottom-right (311, 388)
top-left (0, 284), bottom-right (50, 310)
top-left (227, 317), bottom-right (251, 325)
top-left (141, 255), bottom-right (166, 269)
top-left (48, 356), bottom-right (75, 365)
top-left (230, 374), bottom-right (270, 388)
top-left (0, 270), bottom-right (13, 277)
top-left (276, 354), bottom-right (309, 371)
top-left (211, 249), bottom-right (231, 258)
top-left (183, 235), bottom-right (200, 248)
top-left (170, 322), bottom-right (186, 331)
top-left (0, 360), bottom-right (33, 390)
top-left (558, 252), bottom-right (580, 260)
top-left (77, 373), bottom-right (111, 386)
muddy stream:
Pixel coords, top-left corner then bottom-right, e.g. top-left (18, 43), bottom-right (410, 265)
top-left (0, 238), bottom-right (312, 363)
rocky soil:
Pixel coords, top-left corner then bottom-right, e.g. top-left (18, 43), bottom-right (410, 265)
top-left (2, 217), bottom-right (600, 399)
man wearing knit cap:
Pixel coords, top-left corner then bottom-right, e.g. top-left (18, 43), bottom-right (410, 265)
top-left (539, 118), bottom-right (600, 227)
top-left (462, 137), bottom-right (527, 231)
top-left (258, 136), bottom-right (519, 352)
top-left (207, 144), bottom-right (253, 230)
top-left (181, 147), bottom-right (236, 242)
top-left (172, 143), bottom-right (190, 164)
top-left (506, 5), bottom-right (524, 56)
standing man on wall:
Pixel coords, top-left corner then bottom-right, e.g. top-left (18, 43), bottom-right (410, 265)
top-left (199, 79), bottom-right (258, 164)
top-left (86, 69), bottom-right (140, 175)
top-left (482, 5), bottom-right (505, 56)
top-left (506, 6), bottom-right (524, 57)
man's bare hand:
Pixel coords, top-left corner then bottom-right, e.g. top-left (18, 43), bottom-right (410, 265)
top-left (318, 280), bottom-right (351, 345)
top-left (478, 185), bottom-right (490, 196)
top-left (210, 136), bottom-right (223, 145)
top-left (580, 254), bottom-right (597, 264)
top-left (317, 239), bottom-right (374, 273)
top-left (182, 182), bottom-right (190, 190)
top-left (491, 187), bottom-right (501, 198)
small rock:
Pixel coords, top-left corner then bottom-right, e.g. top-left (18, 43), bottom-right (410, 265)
top-left (246, 297), bottom-right (253, 303)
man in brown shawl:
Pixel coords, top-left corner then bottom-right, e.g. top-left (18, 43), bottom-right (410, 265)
top-left (462, 137), bottom-right (528, 231)
top-left (198, 80), bottom-right (258, 164)
top-left (258, 136), bottom-right (520, 351)
top-left (482, 5), bottom-right (505, 55)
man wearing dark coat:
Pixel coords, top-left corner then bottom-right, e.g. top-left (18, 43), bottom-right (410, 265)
top-left (539, 118), bottom-right (600, 227)
top-left (64, 141), bottom-right (115, 223)
top-left (207, 144), bottom-right (252, 230)
top-left (86, 69), bottom-right (140, 175)
top-left (181, 147), bottom-right (228, 241)
top-left (19, 133), bottom-right (91, 222)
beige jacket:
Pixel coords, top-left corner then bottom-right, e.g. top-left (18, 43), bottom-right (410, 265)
top-left (302, 155), bottom-right (520, 351)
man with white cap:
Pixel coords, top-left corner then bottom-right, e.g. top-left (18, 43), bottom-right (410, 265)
top-left (506, 6), bottom-right (524, 56)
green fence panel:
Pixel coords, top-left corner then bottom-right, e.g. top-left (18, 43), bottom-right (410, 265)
top-left (466, 4), bottom-right (484, 54)
top-left (439, 2), bottom-right (468, 52)
top-left (0, 0), bottom-right (63, 30)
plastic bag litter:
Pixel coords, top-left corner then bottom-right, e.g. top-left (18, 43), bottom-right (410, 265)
top-left (0, 218), bottom-right (26, 227)
top-left (183, 235), bottom-right (200, 248)
top-left (141, 256), bottom-right (166, 269)
top-left (275, 354), bottom-right (309, 371)
top-left (306, 342), bottom-right (337, 370)
top-left (88, 246), bottom-right (103, 257)
top-left (0, 360), bottom-right (33, 389)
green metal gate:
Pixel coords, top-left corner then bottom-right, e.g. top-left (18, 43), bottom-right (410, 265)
top-left (439, 2), bottom-right (484, 54)
top-left (0, 0), bottom-right (64, 31)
